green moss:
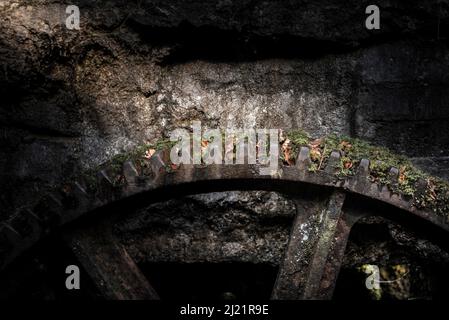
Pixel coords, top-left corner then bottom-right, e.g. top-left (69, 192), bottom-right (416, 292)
top-left (76, 130), bottom-right (449, 221)
top-left (287, 129), bottom-right (310, 147)
top-left (283, 129), bottom-right (310, 162)
top-left (80, 138), bottom-right (176, 192)
top-left (285, 130), bottom-right (449, 219)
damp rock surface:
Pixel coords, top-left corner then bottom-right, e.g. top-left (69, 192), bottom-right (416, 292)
top-left (116, 191), bottom-right (297, 265)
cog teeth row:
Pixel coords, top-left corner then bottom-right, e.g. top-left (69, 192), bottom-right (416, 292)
top-left (3, 144), bottom-right (446, 272)
top-left (291, 149), bottom-right (405, 189)
top-left (76, 150), bottom-right (172, 203)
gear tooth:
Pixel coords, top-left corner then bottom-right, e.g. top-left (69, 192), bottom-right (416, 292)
top-left (295, 147), bottom-right (311, 171)
top-left (415, 177), bottom-right (428, 196)
top-left (60, 181), bottom-right (93, 219)
top-left (389, 167), bottom-right (399, 180)
top-left (95, 169), bottom-right (117, 203)
top-left (350, 158), bottom-right (371, 193)
top-left (48, 193), bottom-right (63, 208)
top-left (33, 195), bottom-right (63, 231)
top-left (149, 150), bottom-right (167, 175)
top-left (74, 181), bottom-right (88, 195)
top-left (123, 160), bottom-right (138, 184)
top-left (74, 183), bottom-right (90, 202)
top-left (357, 159), bottom-right (370, 177)
top-left (66, 181), bottom-right (90, 207)
top-left (325, 151), bottom-right (341, 174)
top-left (8, 209), bottom-right (42, 238)
top-left (0, 223), bottom-right (20, 239)
top-left (388, 167), bottom-right (399, 186)
top-left (25, 208), bottom-right (42, 223)
top-left (98, 169), bottom-right (113, 185)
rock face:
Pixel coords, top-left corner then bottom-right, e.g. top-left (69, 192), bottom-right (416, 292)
top-left (118, 191), bottom-right (297, 265)
top-left (1, 0), bottom-right (449, 299)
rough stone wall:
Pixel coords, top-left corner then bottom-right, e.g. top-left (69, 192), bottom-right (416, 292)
top-left (118, 191), bottom-right (297, 265)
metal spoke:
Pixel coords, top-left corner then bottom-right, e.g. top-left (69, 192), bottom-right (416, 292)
top-left (272, 190), bottom-right (358, 300)
top-left (65, 221), bottom-right (159, 300)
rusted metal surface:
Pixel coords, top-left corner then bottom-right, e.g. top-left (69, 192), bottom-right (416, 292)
top-left (272, 191), bottom-right (349, 299)
top-left (1, 147), bottom-right (448, 301)
top-left (65, 222), bottom-right (159, 300)
top-left (301, 191), bottom-right (347, 299)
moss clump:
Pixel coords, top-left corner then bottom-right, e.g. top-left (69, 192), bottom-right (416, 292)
top-left (280, 129), bottom-right (310, 165)
top-left (108, 139), bottom-right (176, 173)
top-left (286, 129), bottom-right (310, 147)
top-left (80, 138), bottom-right (176, 192)
top-left (414, 178), bottom-right (449, 216)
top-left (284, 130), bottom-right (449, 220)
